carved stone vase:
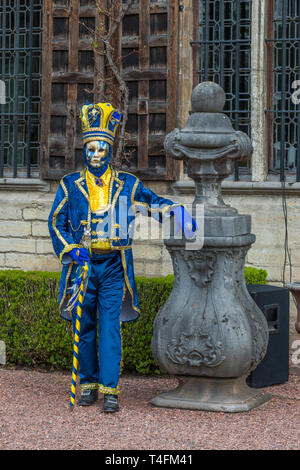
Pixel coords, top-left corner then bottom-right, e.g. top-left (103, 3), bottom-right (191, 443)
top-left (150, 82), bottom-right (271, 412)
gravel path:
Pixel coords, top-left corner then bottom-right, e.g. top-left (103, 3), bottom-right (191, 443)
top-left (0, 367), bottom-right (299, 450)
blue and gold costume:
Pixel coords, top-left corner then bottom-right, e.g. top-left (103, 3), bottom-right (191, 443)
top-left (48, 102), bottom-right (182, 396)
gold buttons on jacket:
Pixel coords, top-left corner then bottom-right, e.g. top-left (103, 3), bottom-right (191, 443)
top-left (91, 230), bottom-right (105, 236)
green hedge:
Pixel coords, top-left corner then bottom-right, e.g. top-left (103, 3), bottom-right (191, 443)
top-left (0, 267), bottom-right (267, 374)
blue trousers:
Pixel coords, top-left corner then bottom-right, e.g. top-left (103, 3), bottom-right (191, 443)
top-left (72, 251), bottom-right (124, 395)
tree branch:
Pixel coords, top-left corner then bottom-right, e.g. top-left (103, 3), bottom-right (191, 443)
top-left (81, 0), bottom-right (135, 167)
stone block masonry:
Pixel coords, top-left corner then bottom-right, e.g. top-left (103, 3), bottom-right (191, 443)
top-left (0, 191), bottom-right (61, 272)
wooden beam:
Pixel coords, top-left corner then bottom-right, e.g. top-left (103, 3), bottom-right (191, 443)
top-left (51, 72), bottom-right (94, 83)
top-left (165, 0), bottom-right (179, 180)
top-left (40, 0), bottom-right (53, 180)
top-left (66, 0), bottom-right (79, 172)
top-left (138, 0), bottom-right (150, 169)
top-left (192, 0), bottom-right (199, 88)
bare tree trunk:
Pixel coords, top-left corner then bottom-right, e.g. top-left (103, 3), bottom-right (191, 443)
top-left (80, 0), bottom-right (134, 168)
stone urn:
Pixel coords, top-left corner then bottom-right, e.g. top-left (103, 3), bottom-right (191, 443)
top-left (150, 82), bottom-right (271, 412)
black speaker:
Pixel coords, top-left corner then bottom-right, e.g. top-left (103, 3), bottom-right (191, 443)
top-left (246, 284), bottom-right (289, 388)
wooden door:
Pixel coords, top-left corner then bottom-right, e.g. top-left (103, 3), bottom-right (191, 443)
top-left (40, 0), bottom-right (178, 181)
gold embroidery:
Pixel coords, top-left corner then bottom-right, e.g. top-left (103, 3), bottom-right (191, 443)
top-left (88, 169), bottom-right (123, 250)
top-left (80, 383), bottom-right (98, 391)
top-left (121, 249), bottom-right (140, 314)
top-left (92, 245), bottom-right (131, 251)
top-left (98, 384), bottom-right (120, 395)
top-left (91, 218), bottom-right (103, 224)
top-left (52, 182), bottom-right (69, 251)
top-left (75, 176), bottom-right (89, 202)
top-left (91, 230), bottom-right (105, 236)
top-left (120, 322), bottom-right (124, 376)
top-left (91, 241), bottom-right (111, 249)
top-left (68, 220), bottom-right (88, 232)
top-left (80, 167), bottom-right (114, 252)
top-left (109, 174), bottom-right (124, 246)
top-left (122, 280), bottom-right (126, 301)
top-left (59, 261), bottom-right (74, 309)
top-left (87, 206), bottom-right (91, 231)
top-left (107, 168), bottom-right (114, 206)
top-left (131, 177), bottom-right (140, 206)
top-left (59, 243), bottom-right (81, 263)
top-left (61, 179), bottom-right (68, 198)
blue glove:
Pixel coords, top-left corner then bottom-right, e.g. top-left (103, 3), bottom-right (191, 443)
top-left (170, 206), bottom-right (198, 239)
top-left (68, 247), bottom-right (90, 266)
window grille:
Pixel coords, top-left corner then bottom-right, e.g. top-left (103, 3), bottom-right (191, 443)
top-left (192, 0), bottom-right (252, 181)
top-left (266, 0), bottom-right (300, 181)
top-left (0, 0), bottom-right (43, 179)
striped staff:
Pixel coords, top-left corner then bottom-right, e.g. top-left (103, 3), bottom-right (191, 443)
top-left (69, 262), bottom-right (89, 410)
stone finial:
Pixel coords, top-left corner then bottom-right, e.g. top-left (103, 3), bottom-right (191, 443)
top-left (191, 81), bottom-right (226, 113)
top-left (164, 82), bottom-right (253, 209)
top-left (164, 81), bottom-right (253, 170)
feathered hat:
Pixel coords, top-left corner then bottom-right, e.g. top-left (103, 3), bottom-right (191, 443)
top-left (79, 102), bottom-right (122, 145)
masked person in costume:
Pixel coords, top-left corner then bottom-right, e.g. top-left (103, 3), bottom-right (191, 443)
top-left (48, 102), bottom-right (197, 412)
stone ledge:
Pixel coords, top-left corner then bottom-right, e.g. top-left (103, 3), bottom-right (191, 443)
top-left (173, 180), bottom-right (300, 196)
top-left (0, 178), bottom-right (50, 192)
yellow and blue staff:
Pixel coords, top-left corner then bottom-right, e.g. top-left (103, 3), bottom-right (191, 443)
top-left (69, 262), bottom-right (89, 409)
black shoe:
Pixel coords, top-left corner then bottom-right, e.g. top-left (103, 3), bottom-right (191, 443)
top-left (103, 394), bottom-right (119, 413)
top-left (78, 388), bottom-right (98, 406)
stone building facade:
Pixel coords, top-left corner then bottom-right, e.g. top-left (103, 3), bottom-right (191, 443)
top-left (0, 0), bottom-right (299, 351)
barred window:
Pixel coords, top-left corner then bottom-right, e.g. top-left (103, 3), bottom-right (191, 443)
top-left (192, 0), bottom-right (252, 180)
top-left (266, 0), bottom-right (300, 181)
top-left (0, 0), bottom-right (43, 178)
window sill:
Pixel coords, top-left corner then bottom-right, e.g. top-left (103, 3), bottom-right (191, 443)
top-left (173, 180), bottom-right (300, 196)
top-left (0, 178), bottom-right (50, 192)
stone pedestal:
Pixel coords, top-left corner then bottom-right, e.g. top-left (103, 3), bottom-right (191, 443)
top-left (150, 82), bottom-right (271, 412)
top-left (150, 376), bottom-right (271, 413)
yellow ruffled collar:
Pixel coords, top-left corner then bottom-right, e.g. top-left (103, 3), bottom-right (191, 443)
top-left (86, 165), bottom-right (112, 188)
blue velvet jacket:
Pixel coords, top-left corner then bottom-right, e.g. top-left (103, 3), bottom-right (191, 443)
top-left (48, 167), bottom-right (181, 323)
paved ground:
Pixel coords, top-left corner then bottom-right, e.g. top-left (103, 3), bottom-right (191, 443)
top-left (0, 367), bottom-right (299, 450)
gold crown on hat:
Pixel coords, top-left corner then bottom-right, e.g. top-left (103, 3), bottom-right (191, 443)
top-left (79, 102), bottom-right (122, 145)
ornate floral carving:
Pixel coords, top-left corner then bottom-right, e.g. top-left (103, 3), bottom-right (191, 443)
top-left (170, 250), bottom-right (181, 289)
top-left (223, 250), bottom-right (235, 289)
top-left (167, 329), bottom-right (225, 368)
top-left (164, 128), bottom-right (183, 160)
top-left (183, 251), bottom-right (217, 288)
top-left (232, 247), bottom-right (268, 369)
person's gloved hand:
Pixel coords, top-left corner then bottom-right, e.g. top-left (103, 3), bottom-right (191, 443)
top-left (69, 247), bottom-right (90, 266)
top-left (169, 206), bottom-right (198, 239)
